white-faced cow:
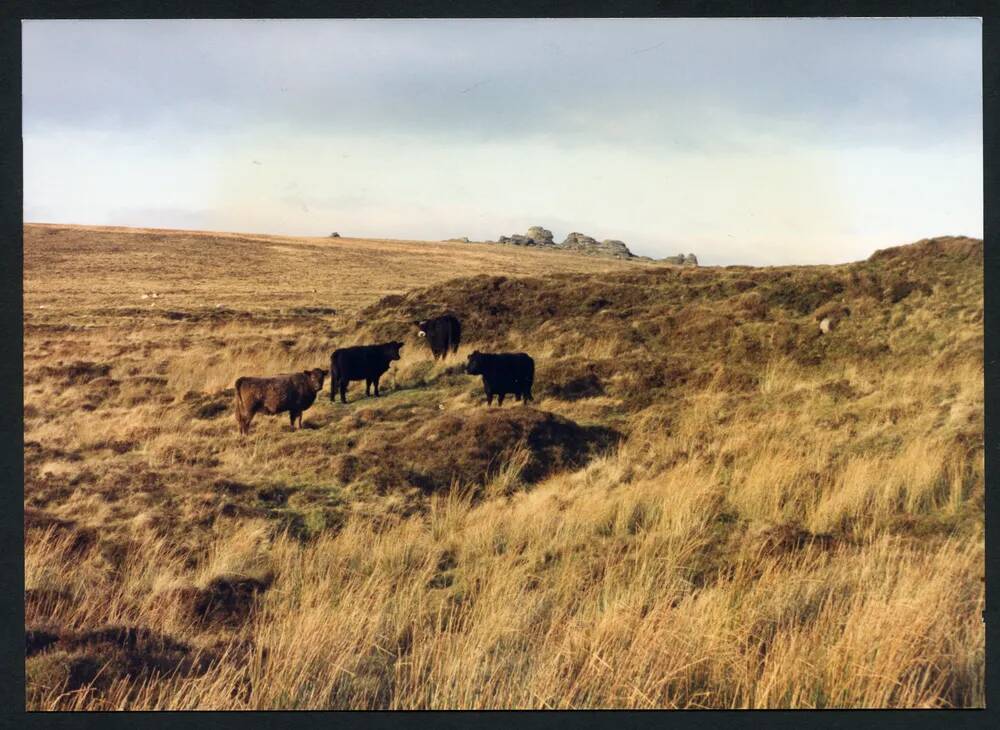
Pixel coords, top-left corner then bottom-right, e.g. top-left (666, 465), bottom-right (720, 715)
top-left (415, 315), bottom-right (462, 359)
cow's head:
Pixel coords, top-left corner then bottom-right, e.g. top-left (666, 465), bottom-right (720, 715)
top-left (466, 350), bottom-right (483, 375)
top-left (383, 341), bottom-right (404, 361)
top-left (304, 368), bottom-right (326, 391)
top-left (415, 319), bottom-right (428, 337)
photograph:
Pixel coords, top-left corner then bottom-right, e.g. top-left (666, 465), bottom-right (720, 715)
top-left (21, 17), bottom-right (984, 710)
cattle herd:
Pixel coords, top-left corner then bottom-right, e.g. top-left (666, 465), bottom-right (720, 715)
top-left (233, 314), bottom-right (536, 435)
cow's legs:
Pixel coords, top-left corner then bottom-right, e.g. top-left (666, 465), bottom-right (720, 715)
top-left (374, 377), bottom-right (381, 397)
top-left (485, 386), bottom-right (493, 406)
top-left (297, 412), bottom-right (304, 429)
top-left (497, 392), bottom-right (506, 407)
top-left (340, 381), bottom-right (348, 404)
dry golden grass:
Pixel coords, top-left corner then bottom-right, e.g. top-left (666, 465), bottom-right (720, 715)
top-left (24, 224), bottom-right (983, 709)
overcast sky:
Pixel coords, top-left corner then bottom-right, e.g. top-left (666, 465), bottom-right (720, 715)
top-left (22, 18), bottom-right (982, 265)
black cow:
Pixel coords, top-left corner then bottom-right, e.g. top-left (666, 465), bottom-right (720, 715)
top-left (415, 315), bottom-right (462, 359)
top-left (330, 341), bottom-right (403, 403)
top-left (466, 351), bottom-right (534, 406)
top-left (234, 368), bottom-right (326, 435)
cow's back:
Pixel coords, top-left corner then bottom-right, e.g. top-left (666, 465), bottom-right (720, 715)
top-left (482, 353), bottom-right (532, 384)
top-left (237, 375), bottom-right (295, 414)
top-left (446, 316), bottom-right (462, 349)
top-left (262, 376), bottom-right (297, 413)
top-left (333, 345), bottom-right (386, 379)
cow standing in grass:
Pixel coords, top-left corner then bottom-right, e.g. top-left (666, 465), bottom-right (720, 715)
top-left (415, 315), bottom-right (462, 359)
top-left (466, 351), bottom-right (534, 406)
top-left (330, 341), bottom-right (404, 403)
top-left (234, 368), bottom-right (326, 435)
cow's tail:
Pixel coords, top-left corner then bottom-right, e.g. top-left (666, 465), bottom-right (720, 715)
top-left (234, 377), bottom-right (247, 433)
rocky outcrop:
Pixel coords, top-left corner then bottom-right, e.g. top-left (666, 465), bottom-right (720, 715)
top-left (600, 240), bottom-right (632, 258)
top-left (489, 226), bottom-right (698, 264)
top-left (560, 233), bottom-right (634, 259)
top-left (662, 253), bottom-right (698, 266)
top-left (493, 228), bottom-right (635, 259)
top-left (497, 234), bottom-right (535, 246)
top-left (495, 226), bottom-right (557, 248)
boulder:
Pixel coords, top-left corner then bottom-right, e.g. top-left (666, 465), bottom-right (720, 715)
top-left (525, 226), bottom-right (555, 246)
top-left (600, 240), bottom-right (633, 258)
top-left (498, 234), bottom-right (535, 246)
top-left (560, 232), bottom-right (599, 249)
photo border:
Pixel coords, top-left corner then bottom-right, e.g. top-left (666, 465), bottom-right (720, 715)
top-left (1, 1), bottom-right (994, 728)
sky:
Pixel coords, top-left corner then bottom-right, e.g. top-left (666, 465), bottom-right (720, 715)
top-left (22, 18), bottom-right (982, 265)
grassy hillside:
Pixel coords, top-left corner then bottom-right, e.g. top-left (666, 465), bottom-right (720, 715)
top-left (23, 224), bottom-right (983, 709)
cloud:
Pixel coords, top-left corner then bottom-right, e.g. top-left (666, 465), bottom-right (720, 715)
top-left (22, 18), bottom-right (982, 264)
top-left (23, 19), bottom-right (981, 147)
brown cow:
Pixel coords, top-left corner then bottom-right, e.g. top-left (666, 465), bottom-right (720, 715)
top-left (234, 368), bottom-right (326, 435)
